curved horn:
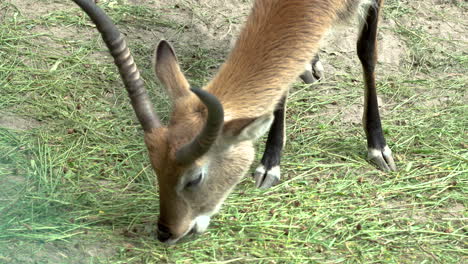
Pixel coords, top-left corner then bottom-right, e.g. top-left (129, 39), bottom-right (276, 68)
top-left (176, 89), bottom-right (224, 165)
top-left (72, 0), bottom-right (160, 131)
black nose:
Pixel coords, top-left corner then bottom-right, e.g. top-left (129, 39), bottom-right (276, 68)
top-left (157, 223), bottom-right (172, 243)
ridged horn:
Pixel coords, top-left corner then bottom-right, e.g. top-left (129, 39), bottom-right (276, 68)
top-left (176, 88), bottom-right (224, 165)
top-left (72, 0), bottom-right (161, 131)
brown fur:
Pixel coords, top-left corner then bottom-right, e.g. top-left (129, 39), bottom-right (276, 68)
top-left (147, 0), bottom-right (374, 242)
top-left (206, 0), bottom-right (359, 120)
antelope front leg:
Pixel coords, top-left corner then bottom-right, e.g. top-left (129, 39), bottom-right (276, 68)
top-left (357, 0), bottom-right (396, 171)
top-left (254, 95), bottom-right (287, 188)
top-left (300, 54), bottom-right (324, 84)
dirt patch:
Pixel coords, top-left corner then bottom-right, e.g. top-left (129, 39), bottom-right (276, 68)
top-left (304, 92), bottom-right (386, 126)
top-left (404, 0), bottom-right (467, 43)
top-left (6, 0), bottom-right (72, 19)
top-left (323, 21), bottom-right (406, 67)
top-left (446, 203), bottom-right (465, 217)
top-left (127, 0), bottom-right (251, 51)
top-left (382, 199), bottom-right (466, 227)
top-left (419, 95), bottom-right (453, 108)
top-left (1, 235), bottom-right (119, 264)
top-left (0, 112), bottom-right (41, 130)
top-left (0, 175), bottom-right (27, 202)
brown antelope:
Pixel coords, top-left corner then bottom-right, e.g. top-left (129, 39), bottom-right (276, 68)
top-left (73, 0), bottom-right (396, 244)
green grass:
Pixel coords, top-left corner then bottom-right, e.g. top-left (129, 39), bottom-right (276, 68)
top-left (0, 0), bottom-right (467, 263)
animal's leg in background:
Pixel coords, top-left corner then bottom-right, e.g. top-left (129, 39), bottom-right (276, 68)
top-left (357, 0), bottom-right (396, 171)
top-left (300, 54), bottom-right (324, 84)
top-left (254, 94), bottom-right (287, 188)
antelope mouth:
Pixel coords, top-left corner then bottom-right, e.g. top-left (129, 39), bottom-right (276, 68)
top-left (159, 215), bottom-right (212, 245)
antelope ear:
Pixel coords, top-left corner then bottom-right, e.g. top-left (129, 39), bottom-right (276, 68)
top-left (222, 114), bottom-right (274, 144)
top-left (154, 40), bottom-right (190, 100)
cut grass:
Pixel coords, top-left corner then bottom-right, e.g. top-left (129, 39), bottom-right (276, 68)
top-left (0, 0), bottom-right (467, 263)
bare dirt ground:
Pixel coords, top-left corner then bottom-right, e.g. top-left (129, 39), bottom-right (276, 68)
top-left (1, 0), bottom-right (466, 263)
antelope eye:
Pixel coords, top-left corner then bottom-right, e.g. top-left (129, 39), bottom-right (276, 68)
top-left (185, 173), bottom-right (203, 188)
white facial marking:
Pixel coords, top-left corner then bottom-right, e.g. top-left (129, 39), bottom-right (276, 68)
top-left (163, 215), bottom-right (212, 244)
top-left (194, 215), bottom-right (211, 233)
top-left (304, 62), bottom-right (313, 72)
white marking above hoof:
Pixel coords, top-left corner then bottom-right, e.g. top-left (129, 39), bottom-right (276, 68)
top-left (313, 60), bottom-right (324, 73)
top-left (368, 146), bottom-right (397, 171)
top-left (368, 148), bottom-right (382, 160)
top-left (312, 60), bottom-right (324, 80)
top-left (254, 165), bottom-right (280, 188)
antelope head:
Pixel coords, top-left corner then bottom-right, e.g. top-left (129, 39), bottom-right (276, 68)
top-left (73, 0), bottom-right (273, 244)
top-left (148, 41), bottom-right (276, 243)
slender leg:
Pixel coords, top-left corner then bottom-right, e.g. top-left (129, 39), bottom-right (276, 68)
top-left (357, 0), bottom-right (396, 171)
top-left (254, 94), bottom-right (287, 188)
top-left (300, 54), bottom-right (324, 84)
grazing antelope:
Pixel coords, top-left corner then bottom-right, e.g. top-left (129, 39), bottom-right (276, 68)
top-left (73, 0), bottom-right (397, 244)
